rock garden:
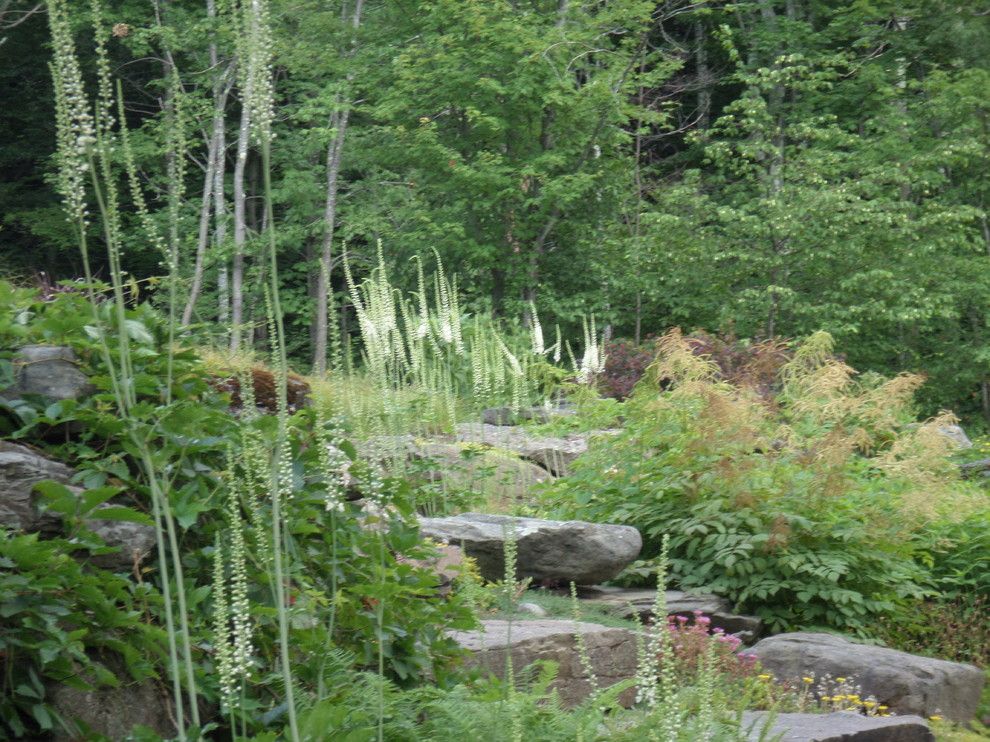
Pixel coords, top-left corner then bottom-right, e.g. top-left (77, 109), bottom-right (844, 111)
top-left (2, 282), bottom-right (988, 742)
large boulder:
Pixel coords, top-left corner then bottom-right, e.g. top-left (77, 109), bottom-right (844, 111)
top-left (48, 653), bottom-right (175, 741)
top-left (418, 513), bottom-right (641, 585)
top-left (455, 423), bottom-right (614, 476)
top-left (0, 442), bottom-right (155, 572)
top-left (450, 619), bottom-right (638, 707)
top-left (750, 632), bottom-right (985, 723)
top-left (740, 711), bottom-right (933, 742)
top-left (0, 441), bottom-right (71, 532)
top-left (936, 424), bottom-right (972, 449)
top-left (578, 586), bottom-right (762, 642)
top-left (3, 345), bottom-right (93, 401)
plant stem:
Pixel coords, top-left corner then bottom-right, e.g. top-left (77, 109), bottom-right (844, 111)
top-left (260, 138), bottom-right (301, 742)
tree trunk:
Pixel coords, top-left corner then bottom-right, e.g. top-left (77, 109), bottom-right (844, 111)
top-left (181, 69), bottom-right (230, 325)
top-left (695, 21), bottom-right (711, 132)
top-left (185, 0), bottom-right (229, 326)
top-left (231, 99), bottom-right (250, 352)
top-left (313, 0), bottom-right (364, 375)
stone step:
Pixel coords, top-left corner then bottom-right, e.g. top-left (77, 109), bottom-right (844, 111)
top-left (741, 711), bottom-right (933, 742)
top-left (449, 619), bottom-right (637, 708)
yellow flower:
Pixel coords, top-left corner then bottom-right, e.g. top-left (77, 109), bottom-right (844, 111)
top-left (878, 706), bottom-right (889, 711)
top-left (758, 674), bottom-right (772, 681)
top-left (863, 701), bottom-right (876, 707)
top-left (820, 696), bottom-right (831, 702)
top-left (802, 677), bottom-right (814, 684)
top-left (836, 677), bottom-right (846, 683)
top-left (929, 715), bottom-right (942, 722)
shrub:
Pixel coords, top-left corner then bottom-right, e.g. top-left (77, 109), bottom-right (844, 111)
top-left (598, 338), bottom-right (658, 400)
top-left (598, 331), bottom-right (792, 402)
top-left (544, 329), bottom-right (989, 635)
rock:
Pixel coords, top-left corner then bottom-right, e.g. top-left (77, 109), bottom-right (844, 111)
top-left (960, 458), bottom-right (990, 479)
top-left (362, 437), bottom-right (551, 509)
top-left (455, 423), bottom-right (614, 476)
top-left (0, 441), bottom-right (72, 532)
top-left (750, 632), bottom-right (985, 722)
top-left (937, 424), bottom-right (972, 449)
top-left (399, 543), bottom-right (465, 597)
top-left (482, 407), bottom-right (529, 426)
top-left (480, 404), bottom-right (575, 426)
top-left (741, 711), bottom-right (933, 742)
top-left (0, 442), bottom-right (154, 572)
top-left (4, 345), bottom-right (93, 401)
top-left (418, 513), bottom-right (641, 585)
top-left (412, 443), bottom-right (552, 507)
top-left (85, 512), bottom-right (157, 572)
top-left (450, 619), bottom-right (638, 707)
top-left (517, 601), bottom-right (549, 618)
top-left (578, 586), bottom-right (762, 642)
top-left (48, 653), bottom-right (175, 741)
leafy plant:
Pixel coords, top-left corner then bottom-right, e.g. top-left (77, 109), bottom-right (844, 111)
top-left (545, 330), bottom-right (989, 635)
top-left (0, 530), bottom-right (164, 738)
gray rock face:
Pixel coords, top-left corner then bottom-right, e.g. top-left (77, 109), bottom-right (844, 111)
top-left (361, 437), bottom-right (551, 508)
top-left (480, 405), bottom-right (575, 426)
top-left (0, 441), bottom-right (72, 531)
top-left (4, 345), bottom-right (93, 401)
top-left (48, 654), bottom-right (175, 741)
top-left (960, 457), bottom-right (990, 479)
top-left (741, 711), bottom-right (933, 742)
top-left (0, 442), bottom-right (155, 572)
top-left (450, 619), bottom-right (638, 707)
top-left (455, 423), bottom-right (614, 476)
top-left (517, 601), bottom-right (549, 618)
top-left (419, 513), bottom-right (641, 585)
top-left (578, 586), bottom-right (762, 642)
top-left (751, 633), bottom-right (985, 723)
top-left (85, 514), bottom-right (157, 572)
top-left (936, 424), bottom-right (972, 449)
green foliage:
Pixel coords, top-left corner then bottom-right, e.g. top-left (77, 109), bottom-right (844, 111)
top-left (0, 285), bottom-right (477, 737)
top-left (0, 530), bottom-right (164, 738)
top-left (544, 331), bottom-right (990, 635)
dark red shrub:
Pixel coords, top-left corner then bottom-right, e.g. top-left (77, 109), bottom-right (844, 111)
top-left (598, 330), bottom-right (793, 402)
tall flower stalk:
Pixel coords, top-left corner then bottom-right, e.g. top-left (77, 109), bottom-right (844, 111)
top-left (48, 1), bottom-right (201, 735)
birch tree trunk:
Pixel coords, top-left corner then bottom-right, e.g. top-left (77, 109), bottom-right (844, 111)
top-left (313, 0), bottom-right (364, 375)
top-left (181, 73), bottom-right (230, 325)
top-left (230, 91), bottom-right (251, 351)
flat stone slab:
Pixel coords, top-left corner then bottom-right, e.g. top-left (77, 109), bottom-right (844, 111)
top-left (751, 633), bottom-right (985, 723)
top-left (419, 512), bottom-right (641, 585)
top-left (578, 586), bottom-right (762, 642)
top-left (741, 711), bottom-right (933, 742)
top-left (450, 619), bottom-right (637, 707)
top-left (455, 423), bottom-right (616, 476)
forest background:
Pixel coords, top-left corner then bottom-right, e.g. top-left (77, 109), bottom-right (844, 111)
top-left (1, 0), bottom-right (988, 427)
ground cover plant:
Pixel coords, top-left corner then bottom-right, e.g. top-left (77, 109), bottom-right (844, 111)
top-left (544, 330), bottom-right (990, 637)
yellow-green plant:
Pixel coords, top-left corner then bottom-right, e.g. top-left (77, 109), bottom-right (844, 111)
top-left (545, 329), bottom-right (989, 635)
